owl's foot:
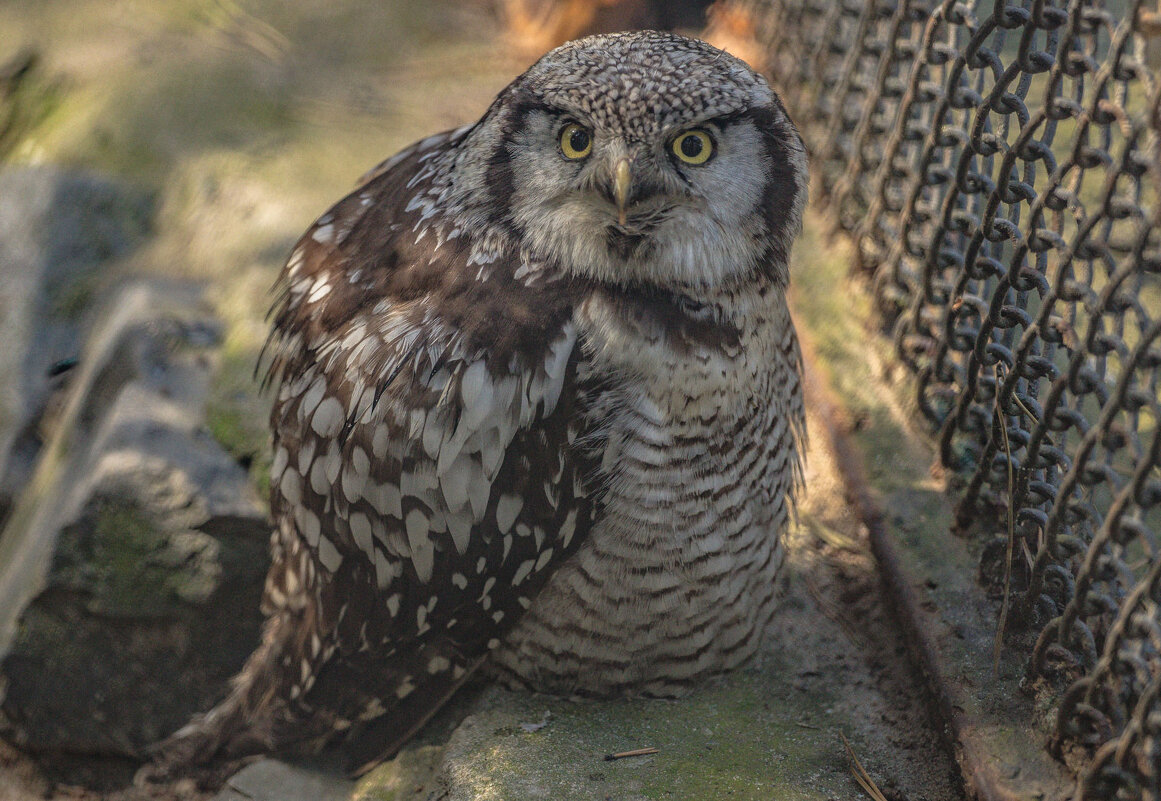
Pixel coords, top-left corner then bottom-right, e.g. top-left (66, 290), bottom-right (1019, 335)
top-left (134, 751), bottom-right (258, 794)
top-left (137, 701), bottom-right (269, 791)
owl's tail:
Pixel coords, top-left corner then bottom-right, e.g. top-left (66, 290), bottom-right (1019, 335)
top-left (139, 609), bottom-right (334, 789)
top-left (140, 605), bottom-right (485, 786)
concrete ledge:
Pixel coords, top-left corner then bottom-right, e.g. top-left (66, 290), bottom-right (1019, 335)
top-left (790, 214), bottom-right (1074, 801)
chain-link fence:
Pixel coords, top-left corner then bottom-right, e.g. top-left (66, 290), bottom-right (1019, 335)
top-left (722, 0), bottom-right (1161, 796)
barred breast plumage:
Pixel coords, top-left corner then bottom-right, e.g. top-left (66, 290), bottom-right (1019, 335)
top-left (493, 281), bottom-right (803, 696)
top-left (151, 30), bottom-right (807, 779)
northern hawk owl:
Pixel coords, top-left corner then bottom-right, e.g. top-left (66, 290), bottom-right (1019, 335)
top-left (156, 29), bottom-right (807, 777)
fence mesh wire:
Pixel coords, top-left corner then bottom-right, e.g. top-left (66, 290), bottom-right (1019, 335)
top-left (723, 0), bottom-right (1161, 796)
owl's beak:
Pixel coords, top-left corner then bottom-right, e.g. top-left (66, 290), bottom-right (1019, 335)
top-left (613, 158), bottom-right (632, 226)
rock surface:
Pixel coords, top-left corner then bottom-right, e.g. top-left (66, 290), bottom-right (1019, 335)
top-left (0, 166), bottom-right (152, 528)
top-left (0, 277), bottom-right (270, 757)
top-left (213, 759), bottom-right (354, 801)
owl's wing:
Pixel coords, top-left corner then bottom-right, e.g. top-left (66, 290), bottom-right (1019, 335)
top-left (257, 129), bottom-right (599, 770)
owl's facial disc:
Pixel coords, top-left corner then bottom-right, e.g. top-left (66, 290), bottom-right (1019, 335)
top-left (472, 32), bottom-right (808, 289)
top-left (501, 110), bottom-right (773, 287)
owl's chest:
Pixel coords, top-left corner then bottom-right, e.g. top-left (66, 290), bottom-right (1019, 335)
top-left (574, 285), bottom-right (783, 424)
top-left (571, 284), bottom-right (792, 540)
top-left (490, 287), bottom-right (798, 693)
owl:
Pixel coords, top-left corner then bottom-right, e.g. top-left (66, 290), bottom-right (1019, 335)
top-left (155, 29), bottom-right (807, 777)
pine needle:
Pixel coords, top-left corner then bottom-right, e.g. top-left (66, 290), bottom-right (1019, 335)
top-left (604, 747), bottom-right (659, 761)
top-left (840, 732), bottom-right (889, 801)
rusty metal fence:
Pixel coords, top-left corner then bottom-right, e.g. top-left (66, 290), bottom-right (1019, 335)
top-left (724, 0), bottom-right (1161, 796)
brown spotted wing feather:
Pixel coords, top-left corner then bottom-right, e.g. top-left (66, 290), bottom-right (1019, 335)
top-left (154, 129), bottom-right (598, 773)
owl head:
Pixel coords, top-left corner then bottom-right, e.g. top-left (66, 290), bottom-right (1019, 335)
top-left (453, 31), bottom-right (807, 290)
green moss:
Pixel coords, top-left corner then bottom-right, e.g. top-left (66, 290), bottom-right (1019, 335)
top-left (789, 219), bottom-right (921, 495)
top-left (9, 604), bottom-right (88, 674)
top-left (205, 316), bottom-right (274, 507)
top-left (628, 676), bottom-right (840, 801)
top-left (399, 662), bottom-right (865, 801)
top-left (0, 52), bottom-right (65, 162)
top-left (206, 397), bottom-right (268, 492)
top-left (44, 497), bottom-right (224, 617)
top-left (788, 216), bottom-right (964, 584)
top-left (83, 500), bottom-right (175, 615)
top-left (354, 744), bottom-right (446, 801)
top-left (47, 271), bottom-right (98, 320)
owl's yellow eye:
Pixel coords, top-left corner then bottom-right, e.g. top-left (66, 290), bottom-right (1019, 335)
top-left (672, 129), bottom-right (714, 165)
top-left (559, 123), bottom-right (593, 160)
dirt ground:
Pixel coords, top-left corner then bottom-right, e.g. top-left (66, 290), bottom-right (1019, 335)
top-left (767, 378), bottom-right (965, 801)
